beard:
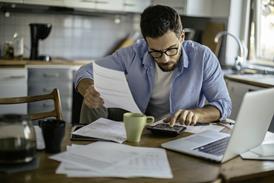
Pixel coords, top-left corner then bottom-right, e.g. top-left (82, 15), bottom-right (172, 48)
top-left (157, 62), bottom-right (177, 72)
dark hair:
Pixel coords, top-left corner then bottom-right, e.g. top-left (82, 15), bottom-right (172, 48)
top-left (140, 5), bottom-right (183, 39)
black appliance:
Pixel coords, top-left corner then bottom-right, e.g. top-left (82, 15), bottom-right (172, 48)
top-left (29, 23), bottom-right (52, 61)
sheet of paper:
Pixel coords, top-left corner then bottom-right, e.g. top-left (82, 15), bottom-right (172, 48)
top-left (72, 118), bottom-right (126, 143)
top-left (240, 132), bottom-right (274, 160)
top-left (93, 62), bottom-right (141, 113)
top-left (51, 142), bottom-right (173, 178)
top-left (263, 131), bottom-right (274, 144)
top-left (184, 124), bottom-right (224, 133)
top-left (150, 119), bottom-right (224, 133)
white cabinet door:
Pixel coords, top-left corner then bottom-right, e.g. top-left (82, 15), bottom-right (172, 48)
top-left (123, 0), bottom-right (150, 13)
top-left (24, 0), bottom-right (64, 6)
top-left (226, 80), bottom-right (263, 120)
top-left (152, 0), bottom-right (230, 18)
top-left (0, 68), bottom-right (28, 114)
top-left (64, 0), bottom-right (123, 11)
top-left (152, 0), bottom-right (186, 15)
top-left (0, 0), bottom-right (23, 3)
top-left (95, 0), bottom-right (123, 11)
top-left (64, 0), bottom-right (96, 9)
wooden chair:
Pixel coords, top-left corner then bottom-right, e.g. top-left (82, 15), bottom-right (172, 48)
top-left (0, 88), bottom-right (63, 121)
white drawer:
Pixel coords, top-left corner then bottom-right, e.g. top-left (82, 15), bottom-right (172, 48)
top-left (28, 83), bottom-right (73, 97)
top-left (28, 68), bottom-right (73, 81)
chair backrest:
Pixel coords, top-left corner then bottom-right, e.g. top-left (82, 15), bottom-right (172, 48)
top-left (0, 88), bottom-right (63, 121)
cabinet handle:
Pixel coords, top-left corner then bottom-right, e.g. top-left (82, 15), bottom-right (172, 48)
top-left (42, 88), bottom-right (52, 93)
top-left (43, 73), bottom-right (59, 78)
top-left (248, 89), bottom-right (255, 92)
top-left (96, 0), bottom-right (108, 4)
top-left (123, 3), bottom-right (136, 7)
top-left (81, 0), bottom-right (95, 3)
top-left (42, 103), bottom-right (52, 108)
top-left (3, 75), bottom-right (26, 79)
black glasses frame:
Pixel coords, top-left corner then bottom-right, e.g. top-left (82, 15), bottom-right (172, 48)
top-left (148, 46), bottom-right (179, 59)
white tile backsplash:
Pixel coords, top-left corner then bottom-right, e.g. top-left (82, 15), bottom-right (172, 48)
top-left (0, 12), bottom-right (139, 60)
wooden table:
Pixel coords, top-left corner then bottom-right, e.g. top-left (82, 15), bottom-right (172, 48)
top-left (1, 124), bottom-right (274, 183)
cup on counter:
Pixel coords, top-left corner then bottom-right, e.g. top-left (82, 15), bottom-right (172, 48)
top-left (123, 113), bottom-right (154, 143)
top-left (39, 119), bottom-right (65, 153)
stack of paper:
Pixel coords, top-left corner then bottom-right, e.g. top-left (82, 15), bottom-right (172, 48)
top-left (72, 118), bottom-right (126, 143)
top-left (50, 142), bottom-right (173, 178)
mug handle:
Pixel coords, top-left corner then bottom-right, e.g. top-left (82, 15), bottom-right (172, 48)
top-left (146, 116), bottom-right (155, 124)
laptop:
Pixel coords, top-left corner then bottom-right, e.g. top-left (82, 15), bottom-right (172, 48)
top-left (161, 88), bottom-right (274, 163)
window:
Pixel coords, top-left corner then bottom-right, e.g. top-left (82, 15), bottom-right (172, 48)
top-left (249, 0), bottom-right (274, 63)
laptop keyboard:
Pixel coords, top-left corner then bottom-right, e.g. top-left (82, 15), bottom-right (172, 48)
top-left (194, 137), bottom-right (230, 156)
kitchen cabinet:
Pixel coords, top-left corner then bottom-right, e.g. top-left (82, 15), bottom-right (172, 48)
top-left (0, 0), bottom-right (23, 3)
top-left (152, 0), bottom-right (230, 18)
top-left (225, 79), bottom-right (263, 120)
top-left (0, 68), bottom-right (28, 114)
top-left (123, 0), bottom-right (150, 13)
top-left (64, 0), bottom-right (96, 9)
top-left (2, 0), bottom-right (150, 13)
top-left (24, 0), bottom-right (64, 6)
top-left (27, 66), bottom-right (74, 123)
top-left (95, 0), bottom-right (123, 11)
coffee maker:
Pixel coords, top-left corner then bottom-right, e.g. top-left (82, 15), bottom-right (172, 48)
top-left (29, 23), bottom-right (52, 61)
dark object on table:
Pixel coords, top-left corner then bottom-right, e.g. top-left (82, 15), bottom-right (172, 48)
top-left (39, 119), bottom-right (65, 153)
top-left (147, 123), bottom-right (186, 137)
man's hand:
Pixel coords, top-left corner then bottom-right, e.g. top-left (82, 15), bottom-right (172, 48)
top-left (164, 106), bottom-right (221, 126)
top-left (164, 109), bottom-right (200, 126)
top-left (83, 85), bottom-right (104, 108)
top-left (76, 78), bottom-right (104, 109)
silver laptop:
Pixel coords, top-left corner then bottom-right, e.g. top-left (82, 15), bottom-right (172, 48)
top-left (161, 88), bottom-right (274, 163)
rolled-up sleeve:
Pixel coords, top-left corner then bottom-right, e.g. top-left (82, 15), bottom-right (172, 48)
top-left (73, 63), bottom-right (94, 89)
top-left (202, 48), bottom-right (232, 120)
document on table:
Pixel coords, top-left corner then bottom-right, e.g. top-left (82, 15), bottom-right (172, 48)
top-left (50, 142), bottom-right (173, 178)
top-left (240, 132), bottom-right (274, 160)
top-left (72, 118), bottom-right (126, 143)
top-left (93, 62), bottom-right (141, 113)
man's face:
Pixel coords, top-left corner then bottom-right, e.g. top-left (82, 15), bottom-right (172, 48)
top-left (146, 31), bottom-right (184, 72)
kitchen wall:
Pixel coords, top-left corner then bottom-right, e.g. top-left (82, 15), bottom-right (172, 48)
top-left (0, 12), bottom-right (138, 60)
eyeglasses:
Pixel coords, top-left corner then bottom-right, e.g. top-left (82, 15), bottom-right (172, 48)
top-left (148, 45), bottom-right (179, 59)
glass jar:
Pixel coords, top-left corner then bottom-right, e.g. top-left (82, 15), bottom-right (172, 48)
top-left (0, 114), bottom-right (36, 164)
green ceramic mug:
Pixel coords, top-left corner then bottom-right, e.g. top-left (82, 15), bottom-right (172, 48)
top-left (123, 112), bottom-right (154, 143)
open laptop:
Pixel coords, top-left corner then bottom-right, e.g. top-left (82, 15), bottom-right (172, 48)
top-left (161, 88), bottom-right (274, 163)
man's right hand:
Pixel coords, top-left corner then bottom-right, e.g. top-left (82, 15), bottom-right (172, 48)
top-left (83, 85), bottom-right (104, 108)
top-left (76, 78), bottom-right (104, 109)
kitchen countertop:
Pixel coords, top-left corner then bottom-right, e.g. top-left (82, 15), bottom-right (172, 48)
top-left (224, 72), bottom-right (274, 88)
top-left (0, 59), bottom-right (93, 67)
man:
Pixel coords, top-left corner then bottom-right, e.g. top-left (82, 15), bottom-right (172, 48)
top-left (74, 5), bottom-right (232, 126)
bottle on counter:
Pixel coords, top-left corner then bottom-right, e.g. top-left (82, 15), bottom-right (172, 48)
top-left (13, 32), bottom-right (24, 59)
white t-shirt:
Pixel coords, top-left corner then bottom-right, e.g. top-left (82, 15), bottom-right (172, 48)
top-left (146, 63), bottom-right (173, 120)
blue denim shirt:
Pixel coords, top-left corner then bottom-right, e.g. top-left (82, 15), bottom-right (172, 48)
top-left (74, 39), bottom-right (232, 120)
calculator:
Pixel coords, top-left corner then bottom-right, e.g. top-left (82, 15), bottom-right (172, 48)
top-left (147, 123), bottom-right (186, 137)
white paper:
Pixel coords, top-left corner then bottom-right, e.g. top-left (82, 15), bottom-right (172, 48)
top-left (263, 131), bottom-right (274, 144)
top-left (240, 132), bottom-right (274, 160)
top-left (72, 118), bottom-right (126, 143)
top-left (150, 119), bottom-right (224, 133)
top-left (93, 62), bottom-right (141, 113)
top-left (51, 142), bottom-right (173, 178)
top-left (184, 124), bottom-right (224, 133)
